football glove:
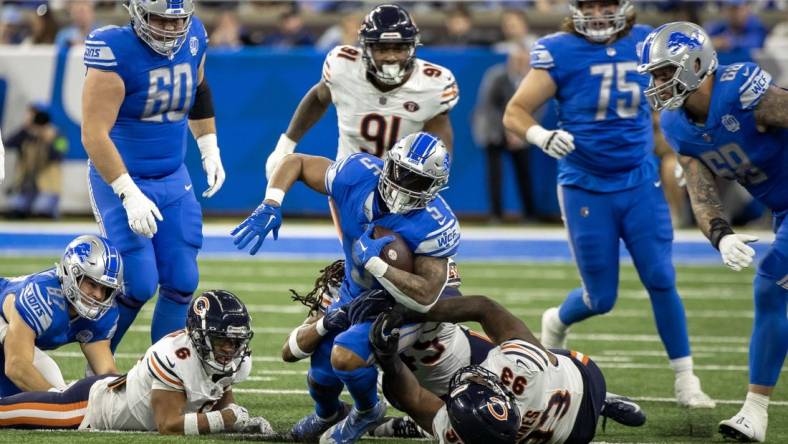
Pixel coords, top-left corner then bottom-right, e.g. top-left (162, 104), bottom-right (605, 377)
top-left (225, 403), bottom-right (250, 431)
top-left (719, 234), bottom-right (758, 271)
top-left (111, 174), bottom-right (163, 238)
top-left (674, 161), bottom-right (686, 187)
top-left (526, 125), bottom-right (575, 159)
top-left (370, 310), bottom-right (402, 364)
top-left (239, 416), bottom-right (275, 436)
top-left (347, 289), bottom-right (395, 325)
top-left (197, 134), bottom-right (225, 198)
top-left (232, 203), bottom-right (282, 255)
top-left (352, 225), bottom-right (395, 268)
top-left (265, 134), bottom-right (296, 179)
top-left (321, 307), bottom-right (349, 333)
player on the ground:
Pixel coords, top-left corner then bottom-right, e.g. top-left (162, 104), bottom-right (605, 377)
top-left (0, 290), bottom-right (272, 436)
top-left (370, 294), bottom-right (647, 444)
top-left (233, 132), bottom-right (459, 443)
top-left (81, 0), bottom-right (225, 352)
top-left (638, 21), bottom-right (788, 442)
top-left (0, 235), bottom-right (122, 397)
top-left (265, 3), bottom-right (458, 178)
top-left (503, 0), bottom-right (713, 408)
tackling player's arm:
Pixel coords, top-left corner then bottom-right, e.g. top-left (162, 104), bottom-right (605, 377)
top-left (80, 340), bottom-right (118, 375)
top-left (753, 85), bottom-right (788, 129)
top-left (188, 55), bottom-right (225, 198)
top-left (1, 295), bottom-right (55, 391)
top-left (423, 112), bottom-right (454, 151)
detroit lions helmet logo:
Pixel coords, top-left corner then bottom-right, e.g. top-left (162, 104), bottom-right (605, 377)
top-left (667, 31), bottom-right (704, 55)
top-left (69, 242), bottom-right (93, 262)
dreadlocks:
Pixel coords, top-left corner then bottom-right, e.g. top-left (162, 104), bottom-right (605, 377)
top-left (290, 259), bottom-right (345, 315)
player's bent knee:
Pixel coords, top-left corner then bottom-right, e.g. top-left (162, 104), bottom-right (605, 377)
top-left (124, 273), bottom-right (158, 302)
top-left (158, 286), bottom-right (193, 305)
top-left (330, 345), bottom-right (367, 372)
top-left (587, 293), bottom-right (616, 315)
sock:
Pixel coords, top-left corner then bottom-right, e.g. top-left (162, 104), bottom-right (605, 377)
top-left (558, 287), bottom-right (595, 325)
top-left (743, 392), bottom-right (770, 417)
top-left (111, 295), bottom-right (145, 353)
top-left (334, 366), bottom-right (379, 411)
top-left (151, 289), bottom-right (191, 343)
top-left (669, 356), bottom-right (694, 377)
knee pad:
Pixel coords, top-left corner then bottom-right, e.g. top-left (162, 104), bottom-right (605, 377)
top-left (123, 269), bottom-right (158, 303)
top-left (158, 286), bottom-right (193, 305)
top-left (640, 260), bottom-right (676, 292)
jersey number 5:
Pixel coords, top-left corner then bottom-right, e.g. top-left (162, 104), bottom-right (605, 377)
top-left (142, 62), bottom-right (194, 123)
top-left (590, 62), bottom-right (640, 120)
top-left (360, 113), bottom-right (402, 157)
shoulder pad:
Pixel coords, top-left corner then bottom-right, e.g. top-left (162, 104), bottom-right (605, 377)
top-left (146, 333), bottom-right (190, 391)
top-left (324, 45), bottom-right (363, 86)
top-left (499, 339), bottom-right (551, 372)
top-left (530, 34), bottom-right (567, 70)
top-left (84, 25), bottom-right (127, 71)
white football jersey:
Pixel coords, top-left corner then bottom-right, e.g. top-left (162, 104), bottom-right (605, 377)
top-left (322, 45), bottom-right (459, 160)
top-left (433, 339), bottom-right (584, 444)
top-left (80, 330), bottom-right (251, 431)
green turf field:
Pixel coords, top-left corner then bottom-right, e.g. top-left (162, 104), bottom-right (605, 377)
top-left (0, 256), bottom-right (783, 443)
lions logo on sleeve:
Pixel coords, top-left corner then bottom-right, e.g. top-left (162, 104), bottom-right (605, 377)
top-left (14, 281), bottom-right (54, 337)
top-left (322, 45), bottom-right (459, 159)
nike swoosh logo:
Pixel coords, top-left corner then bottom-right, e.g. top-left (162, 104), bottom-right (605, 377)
top-left (359, 241), bottom-right (368, 252)
top-left (165, 356), bottom-right (176, 367)
top-left (185, 184), bottom-right (192, 191)
top-left (653, 180), bottom-right (661, 187)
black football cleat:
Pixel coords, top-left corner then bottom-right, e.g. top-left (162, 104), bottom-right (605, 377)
top-left (601, 393), bottom-right (647, 427)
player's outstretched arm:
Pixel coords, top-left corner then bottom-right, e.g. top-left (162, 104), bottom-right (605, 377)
top-left (423, 112), bottom-right (454, 152)
top-left (282, 309), bottom-right (348, 362)
top-left (753, 85), bottom-right (788, 129)
top-left (680, 155), bottom-right (757, 271)
top-left (266, 81), bottom-right (333, 178)
top-left (2, 297), bottom-right (56, 391)
top-left (188, 57), bottom-right (225, 198)
top-left (79, 340), bottom-right (118, 375)
top-left (151, 388), bottom-right (249, 435)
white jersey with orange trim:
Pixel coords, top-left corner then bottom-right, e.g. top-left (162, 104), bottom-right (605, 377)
top-left (433, 339), bottom-right (584, 444)
top-left (79, 330), bottom-right (251, 431)
top-left (322, 45), bottom-right (459, 160)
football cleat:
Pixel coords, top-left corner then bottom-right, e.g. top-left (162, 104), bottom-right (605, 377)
top-left (675, 373), bottom-right (716, 409)
top-left (290, 402), bottom-right (352, 442)
top-left (602, 393), bottom-right (646, 427)
top-left (369, 416), bottom-right (431, 438)
top-left (320, 401), bottom-right (387, 444)
top-left (540, 307), bottom-right (569, 349)
top-left (719, 411), bottom-right (767, 442)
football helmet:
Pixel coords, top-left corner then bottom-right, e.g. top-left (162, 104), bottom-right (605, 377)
top-left (126, 0), bottom-right (194, 56)
top-left (638, 21), bottom-right (718, 111)
top-left (187, 290), bottom-right (253, 376)
top-left (358, 4), bottom-right (420, 86)
top-left (56, 235), bottom-right (123, 320)
top-left (378, 132), bottom-right (450, 214)
top-left (446, 365), bottom-right (521, 444)
top-left (569, 0), bottom-right (633, 42)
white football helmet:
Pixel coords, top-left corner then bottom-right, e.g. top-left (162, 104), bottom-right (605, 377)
top-left (126, 0), bottom-right (194, 57)
top-left (569, 0), bottom-right (633, 42)
top-left (56, 235), bottom-right (123, 320)
top-left (378, 132), bottom-right (450, 214)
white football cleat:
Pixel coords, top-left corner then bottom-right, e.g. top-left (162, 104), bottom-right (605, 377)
top-left (674, 373), bottom-right (716, 408)
top-left (719, 410), bottom-right (767, 442)
top-left (540, 307), bottom-right (568, 349)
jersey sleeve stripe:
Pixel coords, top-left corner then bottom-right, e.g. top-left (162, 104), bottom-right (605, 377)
top-left (442, 81), bottom-right (457, 91)
top-left (738, 66), bottom-right (762, 93)
top-left (502, 341), bottom-right (549, 366)
top-left (147, 355), bottom-right (183, 388)
top-left (569, 350), bottom-right (590, 365)
top-left (84, 40), bottom-right (106, 45)
top-left (517, 341), bottom-right (550, 365)
top-left (32, 285), bottom-right (53, 317)
top-left (501, 343), bottom-right (546, 366)
top-left (501, 348), bottom-right (545, 372)
top-left (18, 295), bottom-right (44, 335)
top-left (152, 351), bottom-right (180, 380)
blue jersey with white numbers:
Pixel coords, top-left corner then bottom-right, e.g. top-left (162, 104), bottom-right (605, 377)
top-left (530, 25), bottom-right (656, 192)
top-left (83, 18), bottom-right (208, 178)
top-left (0, 269), bottom-right (118, 350)
top-left (324, 153), bottom-right (460, 303)
top-left (661, 63), bottom-right (788, 213)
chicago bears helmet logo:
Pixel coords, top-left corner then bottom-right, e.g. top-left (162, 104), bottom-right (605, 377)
top-left (667, 31), bottom-right (703, 55)
top-left (403, 101), bottom-right (420, 112)
top-left (193, 295), bottom-right (210, 316)
top-left (486, 396), bottom-right (510, 421)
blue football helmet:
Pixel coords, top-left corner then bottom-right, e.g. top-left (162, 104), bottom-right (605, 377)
top-left (56, 235), bottom-right (123, 320)
top-left (358, 4), bottom-right (420, 85)
top-left (446, 365), bottom-right (521, 444)
top-left (126, 0), bottom-right (195, 57)
top-left (187, 290), bottom-right (253, 376)
top-left (378, 132), bottom-right (450, 214)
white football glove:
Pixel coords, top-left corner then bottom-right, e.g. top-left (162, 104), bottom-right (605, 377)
top-left (265, 134), bottom-right (297, 179)
top-left (719, 233), bottom-right (758, 271)
top-left (197, 134), bottom-right (225, 198)
top-left (225, 403), bottom-right (250, 431)
top-left (674, 162), bottom-right (686, 187)
top-left (111, 174), bottom-right (163, 238)
top-left (526, 125), bottom-right (575, 159)
top-left (239, 416), bottom-right (275, 436)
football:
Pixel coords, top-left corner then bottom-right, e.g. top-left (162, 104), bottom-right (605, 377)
top-left (373, 226), bottom-right (414, 273)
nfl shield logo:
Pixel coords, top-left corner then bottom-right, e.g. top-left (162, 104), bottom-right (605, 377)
top-left (189, 36), bottom-right (198, 56)
top-left (722, 114), bottom-right (740, 132)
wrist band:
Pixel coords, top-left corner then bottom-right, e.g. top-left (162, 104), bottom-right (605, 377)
top-left (288, 327), bottom-right (312, 359)
top-left (315, 317), bottom-right (329, 336)
top-left (206, 410), bottom-right (224, 433)
top-left (183, 413), bottom-right (199, 435)
top-left (264, 187), bottom-right (285, 206)
top-left (709, 217), bottom-right (735, 250)
top-left (364, 256), bottom-right (389, 278)
top-left (276, 133), bottom-right (297, 153)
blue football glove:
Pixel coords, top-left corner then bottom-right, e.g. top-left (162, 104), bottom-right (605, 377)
top-left (322, 307), bottom-right (349, 333)
top-left (231, 203), bottom-right (282, 255)
top-left (352, 225), bottom-right (395, 267)
top-left (346, 289), bottom-right (395, 325)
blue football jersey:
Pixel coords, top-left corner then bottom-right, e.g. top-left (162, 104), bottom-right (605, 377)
top-left (83, 17), bottom-right (209, 178)
top-left (0, 269), bottom-right (118, 350)
top-left (324, 153), bottom-right (461, 302)
top-left (530, 25), bottom-right (657, 192)
top-left (661, 63), bottom-right (787, 213)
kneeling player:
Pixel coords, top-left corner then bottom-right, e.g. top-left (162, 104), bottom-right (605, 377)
top-left (371, 296), bottom-right (646, 444)
top-left (0, 290), bottom-right (273, 437)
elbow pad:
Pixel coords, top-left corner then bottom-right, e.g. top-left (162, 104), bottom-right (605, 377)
top-left (189, 80), bottom-right (215, 120)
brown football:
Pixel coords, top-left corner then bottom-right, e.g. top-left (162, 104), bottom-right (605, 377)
top-left (373, 226), bottom-right (414, 273)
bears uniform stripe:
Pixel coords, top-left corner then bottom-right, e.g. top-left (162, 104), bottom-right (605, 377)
top-left (501, 343), bottom-right (549, 368)
top-left (147, 354), bottom-right (183, 388)
top-left (570, 350), bottom-right (590, 365)
top-left (501, 347), bottom-right (545, 372)
top-left (152, 351), bottom-right (180, 380)
top-left (0, 401), bottom-right (88, 428)
top-left (517, 341), bottom-right (550, 366)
